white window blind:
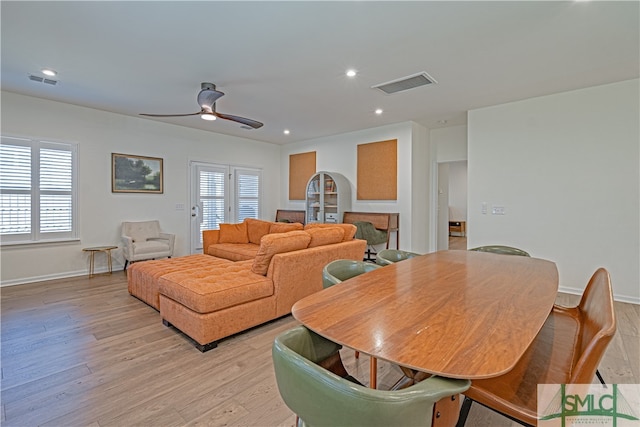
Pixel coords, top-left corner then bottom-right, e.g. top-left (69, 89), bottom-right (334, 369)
top-left (234, 168), bottom-right (261, 223)
top-left (199, 168), bottom-right (226, 237)
top-left (0, 136), bottom-right (77, 243)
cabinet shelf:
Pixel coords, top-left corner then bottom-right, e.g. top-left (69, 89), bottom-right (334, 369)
top-left (306, 171), bottom-right (351, 223)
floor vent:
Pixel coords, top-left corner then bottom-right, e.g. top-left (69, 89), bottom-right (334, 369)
top-left (28, 75), bottom-right (58, 85)
top-left (372, 72), bottom-right (436, 95)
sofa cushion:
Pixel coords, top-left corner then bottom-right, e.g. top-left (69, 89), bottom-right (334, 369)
top-left (306, 227), bottom-right (345, 248)
top-left (304, 223), bottom-right (357, 241)
top-left (245, 218), bottom-right (273, 244)
top-left (252, 231), bottom-right (311, 275)
top-left (207, 243), bottom-right (259, 261)
top-left (158, 261), bottom-right (273, 314)
top-left (269, 222), bottom-right (304, 234)
top-left (219, 222), bottom-right (249, 244)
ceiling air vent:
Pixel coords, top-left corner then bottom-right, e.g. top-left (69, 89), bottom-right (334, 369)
top-left (372, 72), bottom-right (436, 95)
top-left (28, 74), bottom-right (58, 86)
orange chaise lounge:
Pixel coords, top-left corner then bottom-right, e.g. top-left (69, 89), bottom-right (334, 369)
top-left (128, 218), bottom-right (366, 351)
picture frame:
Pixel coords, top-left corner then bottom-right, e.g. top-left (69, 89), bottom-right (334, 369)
top-left (111, 153), bottom-right (163, 193)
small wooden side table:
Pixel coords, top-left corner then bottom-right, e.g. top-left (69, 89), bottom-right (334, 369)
top-left (82, 246), bottom-right (117, 278)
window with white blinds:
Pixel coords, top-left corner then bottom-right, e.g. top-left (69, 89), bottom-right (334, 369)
top-left (0, 136), bottom-right (77, 243)
top-left (234, 168), bottom-right (261, 223)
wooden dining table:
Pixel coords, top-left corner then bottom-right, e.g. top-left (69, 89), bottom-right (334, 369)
top-left (292, 250), bottom-right (558, 424)
top-left (293, 250), bottom-right (559, 379)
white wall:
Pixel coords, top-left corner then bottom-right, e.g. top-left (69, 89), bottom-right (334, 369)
top-left (431, 125), bottom-right (468, 250)
top-left (468, 79), bottom-right (639, 303)
top-left (448, 161), bottom-right (468, 222)
top-left (433, 125), bottom-right (468, 163)
top-left (280, 121), bottom-right (431, 253)
top-left (1, 92), bottom-right (281, 285)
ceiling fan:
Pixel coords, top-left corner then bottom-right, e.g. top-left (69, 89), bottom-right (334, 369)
top-left (139, 82), bottom-right (263, 129)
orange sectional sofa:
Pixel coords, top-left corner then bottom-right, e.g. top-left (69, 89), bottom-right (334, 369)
top-left (128, 219), bottom-right (366, 351)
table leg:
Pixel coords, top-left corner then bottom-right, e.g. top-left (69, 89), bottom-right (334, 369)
top-left (106, 249), bottom-right (113, 274)
top-left (89, 252), bottom-right (95, 278)
top-left (370, 357), bottom-right (377, 389)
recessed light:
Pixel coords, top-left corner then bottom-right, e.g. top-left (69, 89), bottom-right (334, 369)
top-left (42, 69), bottom-right (57, 77)
top-left (346, 69), bottom-right (357, 78)
top-left (284, 129), bottom-right (290, 135)
top-left (375, 109), bottom-right (383, 115)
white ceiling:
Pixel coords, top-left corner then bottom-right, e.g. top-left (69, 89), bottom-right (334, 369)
top-left (2, 1), bottom-right (638, 145)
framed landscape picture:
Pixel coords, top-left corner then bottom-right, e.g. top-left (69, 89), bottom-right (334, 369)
top-left (112, 153), bottom-right (163, 193)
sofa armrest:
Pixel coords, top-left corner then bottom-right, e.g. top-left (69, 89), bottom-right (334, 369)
top-left (121, 235), bottom-right (134, 259)
top-left (269, 239), bottom-right (367, 316)
top-left (202, 229), bottom-right (220, 254)
top-left (153, 232), bottom-right (176, 254)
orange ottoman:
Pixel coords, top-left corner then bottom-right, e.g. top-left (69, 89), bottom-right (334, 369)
top-left (127, 254), bottom-right (230, 310)
top-left (158, 260), bottom-right (276, 351)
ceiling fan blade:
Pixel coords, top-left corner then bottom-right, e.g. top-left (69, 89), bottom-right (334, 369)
top-left (215, 112), bottom-right (264, 129)
top-left (197, 87), bottom-right (225, 109)
top-left (139, 112), bottom-right (201, 117)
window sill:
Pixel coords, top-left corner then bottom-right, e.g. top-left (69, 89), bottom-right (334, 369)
top-left (0, 238), bottom-right (81, 248)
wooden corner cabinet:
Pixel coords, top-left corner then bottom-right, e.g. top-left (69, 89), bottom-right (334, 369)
top-left (306, 171), bottom-right (351, 224)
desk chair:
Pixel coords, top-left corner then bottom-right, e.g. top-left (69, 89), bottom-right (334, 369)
top-left (322, 259), bottom-right (382, 388)
top-left (353, 221), bottom-right (388, 261)
top-left (456, 268), bottom-right (616, 427)
top-left (273, 325), bottom-right (470, 427)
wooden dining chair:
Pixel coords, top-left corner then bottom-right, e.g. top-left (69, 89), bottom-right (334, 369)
top-left (273, 325), bottom-right (471, 427)
top-left (455, 268), bottom-right (616, 427)
top-left (322, 259), bottom-right (382, 388)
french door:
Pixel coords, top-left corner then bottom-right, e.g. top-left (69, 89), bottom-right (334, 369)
top-left (189, 161), bottom-right (261, 254)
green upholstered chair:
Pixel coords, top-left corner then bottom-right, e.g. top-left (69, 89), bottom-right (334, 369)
top-left (322, 259), bottom-right (382, 386)
top-left (322, 259), bottom-right (382, 289)
top-left (353, 221), bottom-right (388, 261)
top-left (468, 245), bottom-right (530, 257)
top-left (376, 249), bottom-right (421, 266)
top-left (273, 325), bottom-right (470, 427)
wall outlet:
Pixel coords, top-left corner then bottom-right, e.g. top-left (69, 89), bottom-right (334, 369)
top-left (492, 206), bottom-right (505, 215)
top-left (481, 202), bottom-right (488, 215)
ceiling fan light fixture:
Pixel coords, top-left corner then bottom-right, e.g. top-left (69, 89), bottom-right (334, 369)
top-left (200, 113), bottom-right (216, 121)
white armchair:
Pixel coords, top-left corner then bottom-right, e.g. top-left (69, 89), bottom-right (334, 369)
top-left (121, 220), bottom-right (175, 269)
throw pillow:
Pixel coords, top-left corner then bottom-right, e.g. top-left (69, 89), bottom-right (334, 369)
top-left (245, 218), bottom-right (273, 244)
top-left (218, 222), bottom-right (249, 244)
top-left (306, 227), bottom-right (345, 248)
top-left (252, 231), bottom-right (311, 275)
top-left (269, 222), bottom-right (303, 234)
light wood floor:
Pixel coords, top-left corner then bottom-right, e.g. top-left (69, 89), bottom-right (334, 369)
top-left (1, 270), bottom-right (638, 426)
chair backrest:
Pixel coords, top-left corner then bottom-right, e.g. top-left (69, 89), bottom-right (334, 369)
top-left (468, 245), bottom-right (530, 257)
top-left (272, 326), bottom-right (470, 427)
top-left (322, 259), bottom-right (381, 288)
top-left (570, 268), bottom-right (616, 383)
top-left (376, 249), bottom-right (420, 266)
top-left (353, 221), bottom-right (388, 245)
top-left (275, 209), bottom-right (306, 224)
top-left (122, 220), bottom-right (161, 242)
